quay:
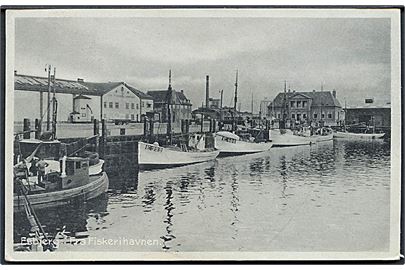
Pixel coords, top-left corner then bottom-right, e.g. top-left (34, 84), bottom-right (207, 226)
top-left (14, 117), bottom-right (238, 182)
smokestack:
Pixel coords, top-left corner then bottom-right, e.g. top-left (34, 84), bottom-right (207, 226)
top-left (332, 90), bottom-right (336, 98)
top-left (205, 75), bottom-right (210, 108)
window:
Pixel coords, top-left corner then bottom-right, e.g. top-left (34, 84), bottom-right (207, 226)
top-left (131, 114), bottom-right (134, 120)
top-left (66, 162), bottom-right (74, 175)
top-left (131, 103), bottom-right (135, 109)
top-left (277, 113), bottom-right (281, 119)
top-left (322, 113), bottom-right (325, 119)
top-left (303, 114), bottom-right (307, 119)
top-left (76, 161), bottom-right (81, 169)
top-left (313, 113), bottom-right (317, 119)
top-left (109, 102), bottom-right (113, 108)
top-left (136, 104), bottom-right (139, 109)
top-left (126, 103), bottom-right (129, 109)
top-left (115, 102), bottom-right (119, 109)
top-left (103, 102), bottom-right (107, 108)
top-left (136, 114), bottom-right (139, 121)
top-left (147, 103), bottom-right (152, 108)
top-left (297, 101), bottom-right (301, 108)
top-left (290, 101), bottom-right (295, 107)
top-left (328, 113), bottom-right (332, 119)
top-left (81, 113), bottom-right (86, 117)
top-left (297, 113), bottom-right (301, 120)
top-left (291, 113), bottom-right (295, 119)
top-left (303, 101), bottom-right (307, 107)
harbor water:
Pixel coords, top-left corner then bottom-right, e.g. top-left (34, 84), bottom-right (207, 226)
top-left (14, 139), bottom-right (391, 252)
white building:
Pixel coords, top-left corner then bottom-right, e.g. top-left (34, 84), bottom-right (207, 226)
top-left (14, 73), bottom-right (153, 123)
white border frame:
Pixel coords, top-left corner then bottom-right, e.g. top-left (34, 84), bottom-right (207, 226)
top-left (4, 7), bottom-right (402, 262)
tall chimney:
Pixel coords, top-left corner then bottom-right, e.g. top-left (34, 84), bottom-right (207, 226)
top-left (205, 75), bottom-right (209, 108)
top-left (332, 90), bottom-right (336, 98)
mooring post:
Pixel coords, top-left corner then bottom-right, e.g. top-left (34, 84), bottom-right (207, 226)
top-left (200, 115), bottom-right (204, 133)
top-left (100, 119), bottom-right (107, 158)
top-left (149, 118), bottom-right (154, 142)
top-left (34, 118), bottom-right (41, 139)
top-left (143, 117), bottom-right (148, 138)
top-left (93, 119), bottom-right (100, 153)
top-left (23, 118), bottom-right (30, 139)
top-left (93, 119), bottom-right (99, 136)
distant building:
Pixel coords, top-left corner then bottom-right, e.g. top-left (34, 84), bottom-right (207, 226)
top-left (208, 98), bottom-right (221, 109)
top-left (100, 82), bottom-right (153, 122)
top-left (259, 98), bottom-right (272, 119)
top-left (71, 94), bottom-right (93, 123)
top-left (269, 90), bottom-right (345, 126)
top-left (14, 73), bottom-right (153, 123)
top-left (146, 89), bottom-right (192, 123)
top-left (345, 99), bottom-right (391, 128)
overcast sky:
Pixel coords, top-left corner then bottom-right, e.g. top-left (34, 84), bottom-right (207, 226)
top-left (15, 17), bottom-right (391, 111)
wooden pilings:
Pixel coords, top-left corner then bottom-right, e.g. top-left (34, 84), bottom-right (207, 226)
top-left (34, 119), bottom-right (42, 139)
top-left (23, 118), bottom-right (30, 139)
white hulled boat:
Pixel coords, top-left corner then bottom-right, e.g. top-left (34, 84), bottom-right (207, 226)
top-left (270, 127), bottom-right (333, 147)
top-left (138, 71), bottom-right (219, 170)
top-left (138, 136), bottom-right (219, 170)
top-left (215, 131), bottom-right (273, 156)
top-left (334, 131), bottom-right (385, 140)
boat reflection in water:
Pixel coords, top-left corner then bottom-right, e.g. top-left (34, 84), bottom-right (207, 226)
top-left (14, 139), bottom-right (390, 252)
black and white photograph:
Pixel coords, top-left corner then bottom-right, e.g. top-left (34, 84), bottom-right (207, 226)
top-left (3, 7), bottom-right (402, 262)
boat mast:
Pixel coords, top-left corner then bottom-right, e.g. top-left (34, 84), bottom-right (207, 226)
top-left (46, 65), bottom-right (51, 131)
top-left (51, 67), bottom-right (57, 139)
top-left (167, 70), bottom-right (173, 144)
top-left (281, 80), bottom-right (287, 129)
top-left (233, 70), bottom-right (238, 131)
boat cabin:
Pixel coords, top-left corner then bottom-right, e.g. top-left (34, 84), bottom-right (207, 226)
top-left (62, 157), bottom-right (90, 189)
top-left (216, 131), bottom-right (239, 144)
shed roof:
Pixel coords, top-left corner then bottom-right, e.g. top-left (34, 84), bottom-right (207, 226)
top-left (14, 74), bottom-right (153, 99)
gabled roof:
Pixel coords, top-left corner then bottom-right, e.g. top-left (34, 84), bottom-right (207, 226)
top-left (73, 94), bottom-right (91, 100)
top-left (14, 74), bottom-right (152, 99)
top-left (123, 83), bottom-right (154, 100)
top-left (147, 89), bottom-right (192, 105)
top-left (270, 91), bottom-right (342, 108)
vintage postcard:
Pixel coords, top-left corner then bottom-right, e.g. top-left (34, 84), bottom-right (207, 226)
top-left (2, 7), bottom-right (402, 262)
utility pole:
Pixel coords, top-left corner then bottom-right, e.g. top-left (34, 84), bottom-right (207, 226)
top-left (251, 92), bottom-right (254, 114)
top-left (219, 89), bottom-right (223, 109)
top-left (46, 64), bottom-right (51, 131)
top-left (166, 70), bottom-right (172, 144)
top-left (233, 70), bottom-right (238, 131)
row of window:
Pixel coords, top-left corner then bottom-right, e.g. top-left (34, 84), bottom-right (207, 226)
top-left (103, 101), bottom-right (152, 109)
top-left (290, 100), bottom-right (308, 108)
top-left (276, 113), bottom-right (334, 119)
top-left (103, 114), bottom-right (139, 121)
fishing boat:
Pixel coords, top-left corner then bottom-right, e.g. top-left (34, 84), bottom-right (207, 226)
top-left (270, 127), bottom-right (333, 147)
top-left (18, 138), bottom-right (104, 176)
top-left (14, 68), bottom-right (108, 212)
top-left (138, 71), bottom-right (219, 170)
top-left (14, 145), bottom-right (109, 211)
top-left (215, 131), bottom-right (273, 156)
top-left (334, 131), bottom-right (385, 140)
top-left (138, 139), bottom-right (219, 170)
top-left (214, 71), bottom-right (273, 156)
